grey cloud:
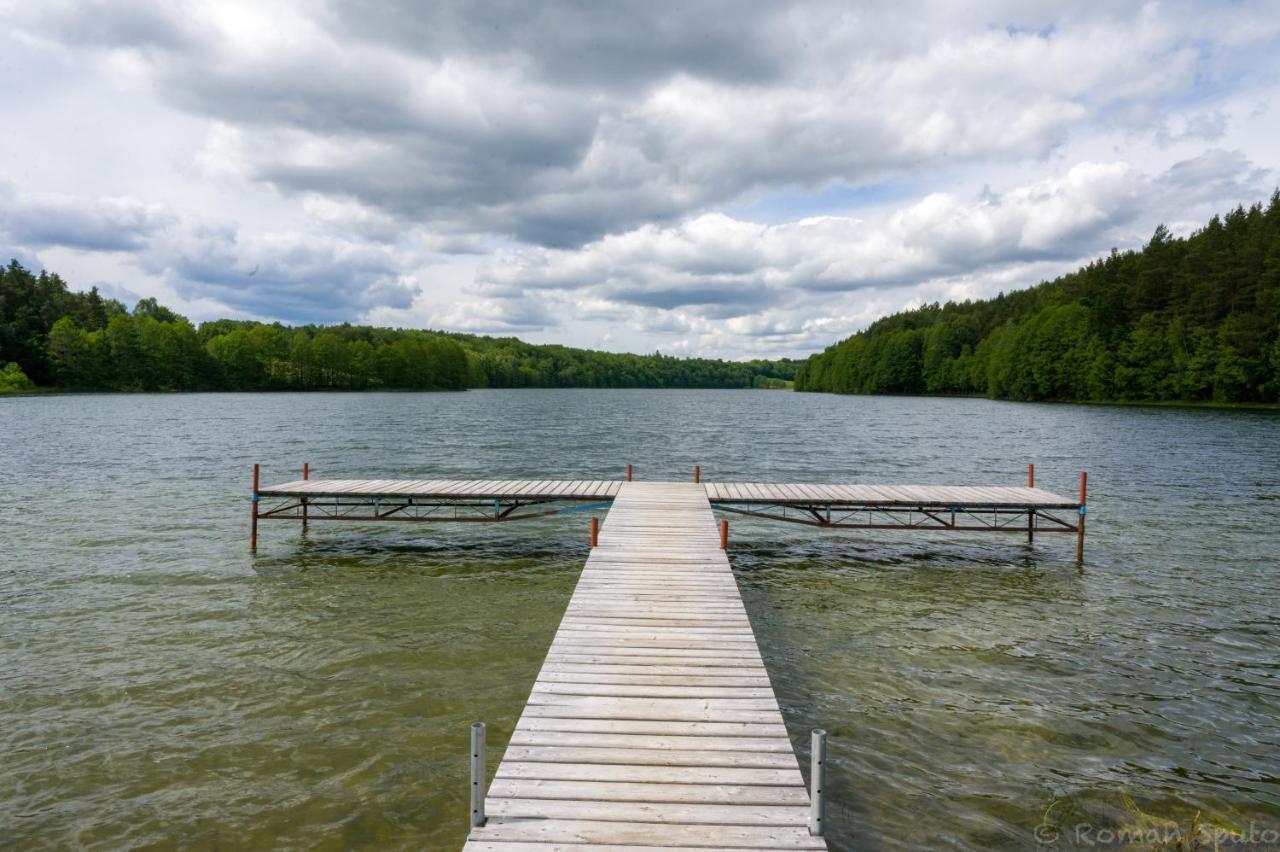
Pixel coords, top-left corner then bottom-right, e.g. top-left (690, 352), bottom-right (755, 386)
top-left (1160, 149), bottom-right (1274, 207)
top-left (28, 0), bottom-right (193, 51)
top-left (0, 189), bottom-right (170, 252)
top-left (608, 282), bottom-right (780, 313)
top-left (328, 0), bottom-right (788, 89)
top-left (152, 227), bottom-right (417, 323)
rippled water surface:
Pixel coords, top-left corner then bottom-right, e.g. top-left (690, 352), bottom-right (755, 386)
top-left (3, 390), bottom-right (1279, 850)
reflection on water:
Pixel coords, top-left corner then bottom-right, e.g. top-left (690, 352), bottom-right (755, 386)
top-left (3, 390), bottom-right (1279, 850)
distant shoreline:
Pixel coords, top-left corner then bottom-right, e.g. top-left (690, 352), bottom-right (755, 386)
top-left (4, 385), bottom-right (1275, 410)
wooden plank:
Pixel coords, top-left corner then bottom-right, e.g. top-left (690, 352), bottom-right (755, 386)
top-left (512, 711), bottom-right (778, 731)
top-left (466, 820), bottom-right (826, 849)
top-left (492, 761), bottom-right (805, 786)
top-left (486, 777), bottom-right (808, 805)
top-left (497, 745), bottom-right (797, 768)
top-left (486, 798), bottom-right (809, 826)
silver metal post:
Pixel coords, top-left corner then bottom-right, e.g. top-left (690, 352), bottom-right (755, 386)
top-left (809, 728), bottom-right (826, 836)
top-left (470, 722), bottom-right (486, 828)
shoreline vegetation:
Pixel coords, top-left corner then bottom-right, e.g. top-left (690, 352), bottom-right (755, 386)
top-left (795, 194), bottom-right (1280, 405)
top-left (0, 260), bottom-right (797, 393)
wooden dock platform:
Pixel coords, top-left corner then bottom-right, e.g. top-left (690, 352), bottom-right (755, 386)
top-left (259, 478), bottom-right (622, 501)
top-left (247, 465), bottom-right (1091, 844)
top-left (462, 482), bottom-right (827, 850)
top-left (252, 467), bottom-right (1087, 558)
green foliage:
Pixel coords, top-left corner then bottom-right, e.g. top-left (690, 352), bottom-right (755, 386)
top-left (796, 192), bottom-right (1280, 404)
top-left (0, 260), bottom-right (799, 392)
top-left (0, 362), bottom-right (36, 393)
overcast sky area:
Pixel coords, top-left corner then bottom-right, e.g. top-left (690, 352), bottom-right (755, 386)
top-left (2, 1), bottom-right (1279, 358)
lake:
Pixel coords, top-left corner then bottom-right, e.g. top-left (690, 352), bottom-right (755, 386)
top-left (3, 389), bottom-right (1279, 850)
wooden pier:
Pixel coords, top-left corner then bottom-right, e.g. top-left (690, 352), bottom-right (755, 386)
top-left (250, 465), bottom-right (1089, 846)
top-left (463, 482), bottom-right (827, 850)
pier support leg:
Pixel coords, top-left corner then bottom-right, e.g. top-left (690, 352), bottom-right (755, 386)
top-left (1027, 464), bottom-right (1035, 544)
top-left (1076, 471), bottom-right (1088, 564)
top-left (302, 461), bottom-right (309, 531)
top-left (694, 464), bottom-right (700, 484)
top-left (719, 519), bottom-right (728, 550)
top-left (626, 463), bottom-right (633, 482)
top-left (250, 463), bottom-right (260, 552)
top-left (590, 516), bottom-right (599, 548)
top-left (809, 729), bottom-right (826, 836)
top-left (470, 722), bottom-right (486, 829)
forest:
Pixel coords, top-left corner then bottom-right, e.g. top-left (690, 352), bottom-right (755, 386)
top-left (0, 261), bottom-right (797, 392)
top-left (795, 194), bottom-right (1280, 404)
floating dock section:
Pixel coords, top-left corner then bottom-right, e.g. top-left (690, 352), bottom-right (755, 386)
top-left (252, 464), bottom-right (1087, 560)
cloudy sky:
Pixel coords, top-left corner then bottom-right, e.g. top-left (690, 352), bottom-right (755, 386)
top-left (2, 1), bottom-right (1278, 358)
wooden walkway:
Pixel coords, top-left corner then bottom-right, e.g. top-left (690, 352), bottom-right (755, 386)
top-left (259, 479), bottom-right (622, 501)
top-left (463, 482), bottom-right (826, 850)
top-left (705, 482), bottom-right (1078, 508)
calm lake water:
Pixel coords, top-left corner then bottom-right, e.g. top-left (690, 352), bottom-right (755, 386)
top-left (3, 390), bottom-right (1279, 851)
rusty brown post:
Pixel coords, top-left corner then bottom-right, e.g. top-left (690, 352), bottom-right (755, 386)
top-left (301, 461), bottom-right (309, 530)
top-left (719, 519), bottom-right (728, 550)
top-left (590, 516), bottom-right (599, 548)
top-left (694, 465), bottom-right (701, 484)
top-left (626, 464), bottom-right (633, 482)
top-left (1076, 471), bottom-right (1087, 563)
top-left (251, 463), bottom-right (260, 552)
top-left (1027, 463), bottom-right (1035, 543)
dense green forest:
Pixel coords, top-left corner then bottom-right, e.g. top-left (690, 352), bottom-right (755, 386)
top-left (0, 260), bottom-right (797, 392)
top-left (796, 194), bottom-right (1280, 404)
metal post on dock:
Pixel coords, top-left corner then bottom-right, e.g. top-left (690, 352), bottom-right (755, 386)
top-left (590, 516), bottom-right (599, 548)
top-left (250, 463), bottom-right (260, 552)
top-left (694, 464), bottom-right (701, 483)
top-left (1076, 471), bottom-right (1088, 564)
top-left (809, 728), bottom-right (826, 836)
top-left (470, 721), bottom-right (486, 829)
top-left (1027, 463), bottom-right (1035, 544)
top-left (719, 519), bottom-right (728, 550)
top-left (301, 461), bottom-right (309, 530)
top-left (626, 463), bottom-right (633, 482)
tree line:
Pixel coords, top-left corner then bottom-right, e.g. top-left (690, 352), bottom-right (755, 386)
top-left (0, 261), bottom-right (798, 393)
top-left (795, 193), bottom-right (1280, 404)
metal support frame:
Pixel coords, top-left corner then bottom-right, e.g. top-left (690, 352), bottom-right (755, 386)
top-left (711, 501), bottom-right (1081, 534)
top-left (255, 495), bottom-right (614, 525)
top-left (707, 467), bottom-right (1090, 563)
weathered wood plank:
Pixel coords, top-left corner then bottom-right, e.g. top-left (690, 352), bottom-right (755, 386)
top-left (466, 820), bottom-right (826, 849)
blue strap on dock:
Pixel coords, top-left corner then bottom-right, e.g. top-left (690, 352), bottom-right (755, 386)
top-left (250, 494), bottom-right (259, 502)
top-left (558, 498), bottom-right (611, 511)
top-left (1079, 506), bottom-right (1087, 515)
